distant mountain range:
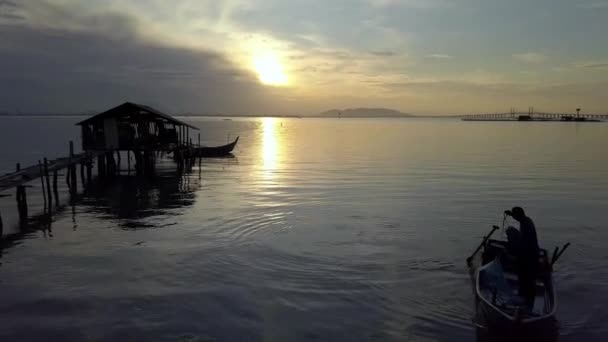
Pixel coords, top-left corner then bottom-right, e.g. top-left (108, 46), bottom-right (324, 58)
top-left (319, 108), bottom-right (413, 118)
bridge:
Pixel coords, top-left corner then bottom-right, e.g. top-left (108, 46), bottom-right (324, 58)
top-left (462, 111), bottom-right (608, 122)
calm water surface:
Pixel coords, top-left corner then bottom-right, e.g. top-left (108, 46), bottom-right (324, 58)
top-left (0, 117), bottom-right (607, 341)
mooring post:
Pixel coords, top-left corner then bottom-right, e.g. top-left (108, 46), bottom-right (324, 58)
top-left (43, 158), bottom-right (53, 208)
top-left (38, 160), bottom-right (47, 210)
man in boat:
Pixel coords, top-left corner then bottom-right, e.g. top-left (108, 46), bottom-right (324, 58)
top-left (504, 207), bottom-right (540, 308)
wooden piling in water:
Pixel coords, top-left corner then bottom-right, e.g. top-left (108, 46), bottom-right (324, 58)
top-left (127, 150), bottom-right (131, 174)
top-left (86, 160), bottom-right (92, 182)
top-left (43, 158), bottom-right (53, 208)
top-left (53, 169), bottom-right (59, 206)
top-left (69, 142), bottom-right (77, 193)
top-left (16, 185), bottom-right (28, 227)
top-left (38, 160), bottom-right (47, 210)
top-left (80, 162), bottom-right (85, 188)
top-left (116, 150), bottom-right (121, 174)
top-left (97, 154), bottom-right (106, 178)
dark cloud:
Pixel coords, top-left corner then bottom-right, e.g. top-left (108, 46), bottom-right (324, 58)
top-left (0, 16), bottom-right (276, 114)
top-left (0, 0), bottom-right (17, 7)
top-left (369, 50), bottom-right (398, 57)
top-left (574, 62), bottom-right (608, 69)
top-left (0, 0), bottom-right (22, 20)
top-left (0, 13), bottom-right (21, 20)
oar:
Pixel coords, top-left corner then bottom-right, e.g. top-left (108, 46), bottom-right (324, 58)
top-left (550, 246), bottom-right (559, 265)
top-left (467, 225), bottom-right (500, 266)
top-left (551, 242), bottom-right (571, 266)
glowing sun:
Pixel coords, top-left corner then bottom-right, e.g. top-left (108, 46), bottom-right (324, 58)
top-left (253, 52), bottom-right (289, 86)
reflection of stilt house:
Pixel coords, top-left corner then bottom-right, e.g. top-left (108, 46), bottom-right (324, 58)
top-left (76, 102), bottom-right (199, 175)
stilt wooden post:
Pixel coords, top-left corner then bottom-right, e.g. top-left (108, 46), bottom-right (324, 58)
top-left (80, 162), bottom-right (85, 188)
top-left (38, 160), bottom-right (47, 210)
top-left (14, 163), bottom-right (28, 227)
top-left (105, 152), bottom-right (115, 176)
top-left (69, 141), bottom-right (77, 193)
top-left (86, 159), bottom-right (92, 182)
top-left (127, 150), bottom-right (131, 174)
top-left (53, 169), bottom-right (59, 205)
top-left (97, 154), bottom-right (105, 178)
top-left (198, 133), bottom-right (201, 147)
top-left (16, 185), bottom-right (27, 227)
top-left (116, 150), bottom-right (121, 174)
top-left (43, 158), bottom-right (52, 208)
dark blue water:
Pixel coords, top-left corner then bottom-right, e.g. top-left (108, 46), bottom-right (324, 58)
top-left (1, 117), bottom-right (607, 341)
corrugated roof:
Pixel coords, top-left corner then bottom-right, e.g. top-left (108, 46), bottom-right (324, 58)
top-left (76, 102), bottom-right (199, 130)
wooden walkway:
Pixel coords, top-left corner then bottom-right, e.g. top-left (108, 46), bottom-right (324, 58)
top-left (0, 152), bottom-right (102, 193)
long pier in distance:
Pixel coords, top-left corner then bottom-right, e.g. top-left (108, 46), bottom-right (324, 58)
top-left (462, 109), bottom-right (608, 122)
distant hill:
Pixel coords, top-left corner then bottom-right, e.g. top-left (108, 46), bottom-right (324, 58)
top-left (319, 108), bottom-right (413, 118)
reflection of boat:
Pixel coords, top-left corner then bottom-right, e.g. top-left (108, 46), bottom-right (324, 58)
top-left (193, 137), bottom-right (239, 157)
top-left (471, 238), bottom-right (561, 332)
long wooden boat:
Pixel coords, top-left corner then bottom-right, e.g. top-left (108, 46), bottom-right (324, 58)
top-left (471, 239), bottom-right (558, 331)
top-left (193, 137), bottom-right (239, 157)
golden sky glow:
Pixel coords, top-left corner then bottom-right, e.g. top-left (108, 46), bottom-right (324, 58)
top-left (3, 1), bottom-right (608, 115)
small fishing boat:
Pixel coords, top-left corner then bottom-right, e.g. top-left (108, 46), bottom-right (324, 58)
top-left (467, 225), bottom-right (569, 332)
top-left (193, 136), bottom-right (239, 157)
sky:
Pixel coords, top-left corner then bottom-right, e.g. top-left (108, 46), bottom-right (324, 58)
top-left (0, 0), bottom-right (607, 115)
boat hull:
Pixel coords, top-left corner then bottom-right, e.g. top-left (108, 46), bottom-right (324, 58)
top-left (470, 239), bottom-right (558, 337)
top-left (193, 137), bottom-right (239, 157)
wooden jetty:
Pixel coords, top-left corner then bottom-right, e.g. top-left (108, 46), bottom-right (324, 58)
top-left (462, 109), bottom-right (608, 122)
top-left (1, 102), bottom-right (202, 236)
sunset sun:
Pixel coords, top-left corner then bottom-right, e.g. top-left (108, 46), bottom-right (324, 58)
top-left (253, 52), bottom-right (289, 86)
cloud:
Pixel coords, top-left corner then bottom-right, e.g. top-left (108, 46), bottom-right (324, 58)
top-left (0, 20), bottom-right (277, 114)
top-left (512, 52), bottom-right (546, 64)
top-left (425, 54), bottom-right (451, 59)
top-left (577, 1), bottom-right (608, 9)
top-left (370, 50), bottom-right (399, 57)
top-left (573, 62), bottom-right (608, 69)
top-left (368, 0), bottom-right (448, 9)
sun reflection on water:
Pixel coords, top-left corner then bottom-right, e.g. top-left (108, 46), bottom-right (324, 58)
top-left (261, 117), bottom-right (280, 178)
